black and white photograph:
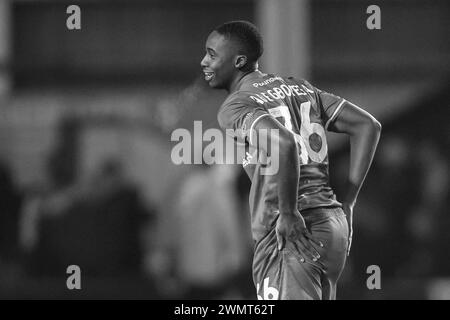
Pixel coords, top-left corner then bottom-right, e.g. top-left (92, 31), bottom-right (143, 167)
top-left (0, 0), bottom-right (449, 305)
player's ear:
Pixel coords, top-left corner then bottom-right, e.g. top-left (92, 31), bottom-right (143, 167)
top-left (234, 55), bottom-right (248, 69)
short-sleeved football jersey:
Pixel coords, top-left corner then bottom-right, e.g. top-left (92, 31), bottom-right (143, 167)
top-left (218, 71), bottom-right (345, 243)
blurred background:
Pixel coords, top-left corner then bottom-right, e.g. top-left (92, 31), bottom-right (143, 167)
top-left (0, 0), bottom-right (449, 299)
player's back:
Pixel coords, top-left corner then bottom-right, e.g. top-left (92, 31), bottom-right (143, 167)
top-left (218, 72), bottom-right (343, 242)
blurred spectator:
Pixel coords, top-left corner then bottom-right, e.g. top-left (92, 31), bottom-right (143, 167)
top-left (404, 139), bottom-right (449, 277)
top-left (356, 134), bottom-right (419, 279)
top-left (333, 129), bottom-right (450, 298)
top-left (22, 158), bottom-right (151, 277)
top-left (0, 160), bottom-right (23, 277)
top-left (47, 117), bottom-right (80, 190)
top-left (154, 164), bottom-right (251, 299)
top-left (19, 117), bottom-right (154, 279)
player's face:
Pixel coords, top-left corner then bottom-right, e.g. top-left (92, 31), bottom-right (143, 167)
top-left (200, 31), bottom-right (238, 90)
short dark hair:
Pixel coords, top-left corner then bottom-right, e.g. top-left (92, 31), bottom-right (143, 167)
top-left (214, 20), bottom-right (264, 64)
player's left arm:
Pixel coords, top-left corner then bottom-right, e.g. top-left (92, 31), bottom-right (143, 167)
top-left (328, 101), bottom-right (381, 255)
top-left (329, 101), bottom-right (381, 207)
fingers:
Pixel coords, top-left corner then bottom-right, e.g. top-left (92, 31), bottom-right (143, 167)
top-left (303, 231), bottom-right (324, 249)
top-left (292, 242), bottom-right (305, 263)
top-left (298, 235), bottom-right (321, 261)
top-left (276, 229), bottom-right (285, 251)
top-left (347, 236), bottom-right (353, 256)
top-left (300, 229), bottom-right (323, 260)
top-left (347, 225), bottom-right (353, 256)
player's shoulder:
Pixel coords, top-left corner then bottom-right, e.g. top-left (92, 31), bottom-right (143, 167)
top-left (221, 89), bottom-right (257, 106)
top-left (286, 76), bottom-right (317, 93)
top-left (219, 90), bottom-right (261, 114)
top-left (217, 90), bottom-right (264, 130)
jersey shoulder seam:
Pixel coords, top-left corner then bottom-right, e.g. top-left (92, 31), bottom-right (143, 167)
top-left (220, 90), bottom-right (262, 110)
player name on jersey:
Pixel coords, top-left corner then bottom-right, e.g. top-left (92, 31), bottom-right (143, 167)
top-left (249, 82), bottom-right (314, 105)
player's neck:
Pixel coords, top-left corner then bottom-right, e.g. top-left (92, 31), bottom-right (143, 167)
top-left (227, 69), bottom-right (262, 93)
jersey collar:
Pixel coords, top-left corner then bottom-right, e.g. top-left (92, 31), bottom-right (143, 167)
top-left (231, 70), bottom-right (267, 93)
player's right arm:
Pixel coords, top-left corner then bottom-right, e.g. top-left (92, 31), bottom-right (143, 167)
top-left (252, 116), bottom-right (322, 260)
top-left (218, 98), bottom-right (322, 261)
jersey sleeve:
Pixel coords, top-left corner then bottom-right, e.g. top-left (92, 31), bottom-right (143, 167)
top-left (217, 95), bottom-right (271, 145)
top-left (301, 80), bottom-right (347, 130)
